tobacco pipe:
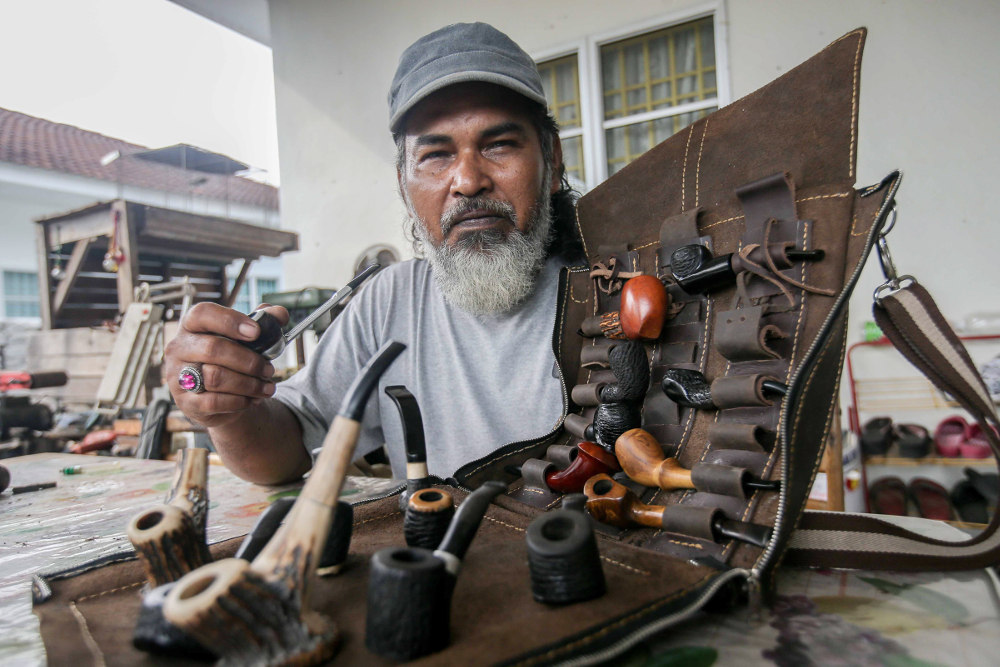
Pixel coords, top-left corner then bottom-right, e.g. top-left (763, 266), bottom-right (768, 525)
top-left (162, 340), bottom-right (406, 666)
top-left (661, 369), bottom-right (787, 410)
top-left (584, 474), bottom-right (773, 548)
top-left (0, 464), bottom-right (9, 493)
top-left (385, 385), bottom-right (432, 512)
top-left (509, 441), bottom-right (622, 494)
top-left (615, 429), bottom-right (780, 499)
top-left (234, 496), bottom-right (355, 576)
top-left (127, 448), bottom-right (211, 588)
top-left (590, 340), bottom-right (649, 451)
top-left (670, 244), bottom-right (824, 295)
top-left (526, 494), bottom-right (605, 605)
top-left (579, 276), bottom-right (671, 341)
top-left (242, 263), bottom-right (380, 359)
top-left (366, 481), bottom-right (506, 661)
top-left (404, 487), bottom-right (455, 549)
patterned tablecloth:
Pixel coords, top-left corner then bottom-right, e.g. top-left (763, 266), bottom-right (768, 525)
top-left (1, 455), bottom-right (998, 666)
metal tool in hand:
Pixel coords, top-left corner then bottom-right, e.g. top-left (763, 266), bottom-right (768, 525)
top-left (242, 263), bottom-right (381, 360)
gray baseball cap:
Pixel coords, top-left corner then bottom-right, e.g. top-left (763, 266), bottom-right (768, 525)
top-left (388, 22), bottom-right (548, 133)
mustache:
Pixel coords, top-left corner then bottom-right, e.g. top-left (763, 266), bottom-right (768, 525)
top-left (439, 197), bottom-right (517, 236)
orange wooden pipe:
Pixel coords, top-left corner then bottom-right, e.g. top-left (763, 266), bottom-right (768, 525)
top-left (614, 428), bottom-right (694, 491)
top-left (583, 474), bottom-right (667, 529)
top-left (619, 275), bottom-right (669, 340)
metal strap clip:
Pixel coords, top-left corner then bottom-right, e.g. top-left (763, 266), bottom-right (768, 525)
top-left (873, 205), bottom-right (916, 304)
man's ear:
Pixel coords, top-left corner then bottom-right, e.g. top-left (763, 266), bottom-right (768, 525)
top-left (551, 136), bottom-right (564, 194)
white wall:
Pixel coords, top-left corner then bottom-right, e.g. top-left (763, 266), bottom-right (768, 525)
top-left (268, 0), bottom-right (1000, 346)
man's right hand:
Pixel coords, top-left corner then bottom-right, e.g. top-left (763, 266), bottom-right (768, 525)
top-left (165, 302), bottom-right (289, 428)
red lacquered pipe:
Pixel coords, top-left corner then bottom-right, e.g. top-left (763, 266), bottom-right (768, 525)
top-left (545, 442), bottom-right (622, 494)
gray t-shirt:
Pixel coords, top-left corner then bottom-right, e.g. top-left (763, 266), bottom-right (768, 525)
top-left (274, 257), bottom-right (567, 478)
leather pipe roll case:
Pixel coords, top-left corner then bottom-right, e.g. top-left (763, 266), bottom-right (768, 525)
top-left (36, 29), bottom-right (1000, 667)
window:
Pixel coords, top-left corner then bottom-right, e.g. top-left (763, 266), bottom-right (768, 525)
top-left (228, 279), bottom-right (252, 314)
top-left (538, 54), bottom-right (585, 184)
top-left (4, 271), bottom-right (40, 319)
top-left (534, 9), bottom-right (727, 187)
top-left (256, 278), bottom-right (278, 302)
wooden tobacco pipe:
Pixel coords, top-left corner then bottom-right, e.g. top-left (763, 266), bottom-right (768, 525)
top-left (366, 481), bottom-right (506, 661)
top-left (162, 340), bottom-right (406, 667)
top-left (509, 441), bottom-right (622, 494)
top-left (583, 474), bottom-right (773, 548)
top-left (615, 429), bottom-right (780, 498)
top-left (670, 243), bottom-right (825, 295)
top-left (385, 385), bottom-right (432, 511)
top-left (661, 369), bottom-right (787, 410)
top-left (127, 447), bottom-right (211, 588)
top-left (579, 276), bottom-right (670, 341)
top-left (404, 487), bottom-right (455, 549)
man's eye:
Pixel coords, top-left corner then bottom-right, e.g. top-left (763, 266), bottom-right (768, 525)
top-left (420, 150), bottom-right (449, 162)
top-left (488, 140), bottom-right (517, 150)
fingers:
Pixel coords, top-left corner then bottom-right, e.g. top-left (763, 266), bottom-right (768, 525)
top-left (181, 302), bottom-right (264, 341)
top-left (201, 364), bottom-right (276, 399)
top-left (254, 304), bottom-right (290, 327)
top-left (175, 333), bottom-right (272, 379)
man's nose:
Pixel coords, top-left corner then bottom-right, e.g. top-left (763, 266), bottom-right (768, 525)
top-left (450, 149), bottom-right (492, 198)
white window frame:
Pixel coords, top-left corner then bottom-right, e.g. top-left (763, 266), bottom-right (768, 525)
top-left (533, 1), bottom-right (731, 190)
top-left (1, 269), bottom-right (43, 324)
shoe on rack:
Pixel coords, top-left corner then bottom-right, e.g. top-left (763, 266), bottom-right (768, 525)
top-left (893, 424), bottom-right (931, 459)
top-left (869, 477), bottom-right (907, 516)
top-left (908, 478), bottom-right (954, 521)
top-left (965, 467), bottom-right (999, 506)
top-left (951, 479), bottom-right (989, 524)
top-left (933, 415), bottom-right (968, 457)
top-left (960, 423), bottom-right (998, 459)
top-left (860, 417), bottom-right (893, 457)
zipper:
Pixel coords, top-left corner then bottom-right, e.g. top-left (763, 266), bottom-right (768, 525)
top-left (453, 266), bottom-right (585, 492)
top-left (751, 172), bottom-right (902, 584)
top-left (549, 567), bottom-right (751, 667)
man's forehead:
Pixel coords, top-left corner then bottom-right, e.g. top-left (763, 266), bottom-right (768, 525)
top-left (401, 82), bottom-right (534, 137)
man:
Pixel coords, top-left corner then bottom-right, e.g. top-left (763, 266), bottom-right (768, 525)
top-left (164, 23), bottom-right (584, 484)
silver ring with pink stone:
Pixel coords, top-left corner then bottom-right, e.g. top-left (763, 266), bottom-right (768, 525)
top-left (178, 365), bottom-right (205, 394)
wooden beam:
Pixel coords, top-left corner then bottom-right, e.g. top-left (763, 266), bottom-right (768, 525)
top-left (38, 204), bottom-right (115, 246)
top-left (115, 201), bottom-right (140, 313)
top-left (35, 224), bottom-right (53, 330)
top-left (51, 238), bottom-right (96, 320)
top-left (224, 259), bottom-right (252, 308)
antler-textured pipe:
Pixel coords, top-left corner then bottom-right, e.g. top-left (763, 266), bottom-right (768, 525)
top-left (404, 488), bottom-right (455, 549)
top-left (526, 494), bottom-right (606, 605)
top-left (385, 385), bottom-right (432, 511)
top-left (583, 474), bottom-right (773, 547)
top-left (591, 341), bottom-right (649, 450)
top-left (366, 482), bottom-right (506, 661)
top-left (127, 448), bottom-right (211, 588)
top-left (162, 340), bottom-right (406, 667)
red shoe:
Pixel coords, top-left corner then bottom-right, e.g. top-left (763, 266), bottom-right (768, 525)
top-left (868, 477), bottom-right (907, 516)
top-left (934, 416), bottom-right (967, 457)
top-left (908, 478), bottom-right (954, 521)
top-left (960, 423), bottom-right (998, 459)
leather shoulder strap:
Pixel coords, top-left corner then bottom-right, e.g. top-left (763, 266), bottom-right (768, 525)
top-left (784, 278), bottom-right (1000, 571)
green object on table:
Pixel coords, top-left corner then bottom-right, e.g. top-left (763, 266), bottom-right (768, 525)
top-left (859, 576), bottom-right (969, 625)
top-left (863, 321), bottom-right (884, 342)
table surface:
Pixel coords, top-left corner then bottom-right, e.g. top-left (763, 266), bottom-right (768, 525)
top-left (2, 454), bottom-right (998, 667)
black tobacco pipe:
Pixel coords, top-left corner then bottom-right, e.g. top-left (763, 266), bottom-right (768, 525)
top-left (366, 481), bottom-right (506, 661)
top-left (384, 385), bottom-right (432, 511)
top-left (526, 494), bottom-right (605, 605)
top-left (670, 244), bottom-right (824, 295)
top-left (661, 368), bottom-right (787, 410)
top-left (590, 340), bottom-right (649, 451)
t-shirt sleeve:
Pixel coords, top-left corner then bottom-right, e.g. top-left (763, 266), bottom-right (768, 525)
top-left (272, 272), bottom-right (389, 463)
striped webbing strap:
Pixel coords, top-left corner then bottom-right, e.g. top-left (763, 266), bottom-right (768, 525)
top-left (785, 281), bottom-right (1000, 571)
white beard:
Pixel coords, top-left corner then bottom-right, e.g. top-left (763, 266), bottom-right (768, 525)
top-left (410, 174), bottom-right (553, 316)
